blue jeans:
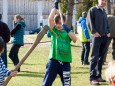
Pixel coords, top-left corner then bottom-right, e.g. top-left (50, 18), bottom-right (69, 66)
top-left (81, 42), bottom-right (90, 63)
top-left (9, 44), bottom-right (21, 65)
top-left (90, 36), bottom-right (108, 80)
top-left (1, 43), bottom-right (7, 67)
top-left (42, 59), bottom-right (71, 86)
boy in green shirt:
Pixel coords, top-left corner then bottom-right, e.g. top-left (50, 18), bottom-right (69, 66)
top-left (42, 0), bottom-right (77, 86)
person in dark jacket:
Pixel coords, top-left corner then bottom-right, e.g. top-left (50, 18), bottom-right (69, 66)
top-left (9, 14), bottom-right (26, 72)
top-left (87, 0), bottom-right (110, 85)
top-left (0, 14), bottom-right (10, 67)
top-left (103, 14), bottom-right (115, 62)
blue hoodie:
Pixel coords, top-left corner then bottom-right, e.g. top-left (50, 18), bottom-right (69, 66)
top-left (78, 17), bottom-right (90, 40)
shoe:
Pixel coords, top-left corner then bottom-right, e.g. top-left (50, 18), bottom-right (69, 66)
top-left (15, 65), bottom-right (20, 72)
top-left (82, 61), bottom-right (84, 65)
top-left (97, 77), bottom-right (106, 82)
top-left (17, 68), bottom-right (20, 72)
top-left (90, 80), bottom-right (100, 85)
top-left (84, 62), bottom-right (90, 65)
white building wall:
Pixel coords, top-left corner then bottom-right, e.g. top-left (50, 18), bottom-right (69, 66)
top-left (37, 1), bottom-right (42, 28)
top-left (3, 0), bottom-right (8, 24)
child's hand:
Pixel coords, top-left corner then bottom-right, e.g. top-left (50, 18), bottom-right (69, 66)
top-left (88, 39), bottom-right (91, 42)
top-left (62, 24), bottom-right (71, 33)
top-left (54, 0), bottom-right (61, 9)
top-left (10, 70), bottom-right (18, 77)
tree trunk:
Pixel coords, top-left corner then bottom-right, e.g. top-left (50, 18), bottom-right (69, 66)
top-left (66, 0), bottom-right (74, 29)
top-left (113, 0), bottom-right (115, 15)
top-left (107, 0), bottom-right (111, 14)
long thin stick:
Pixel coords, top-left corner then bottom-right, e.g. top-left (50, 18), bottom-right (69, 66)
top-left (3, 25), bottom-right (49, 86)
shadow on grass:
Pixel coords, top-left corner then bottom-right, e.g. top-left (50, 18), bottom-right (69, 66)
top-left (17, 71), bottom-right (44, 78)
top-left (100, 82), bottom-right (108, 85)
top-left (71, 71), bottom-right (88, 74)
top-left (17, 70), bottom-right (89, 78)
top-left (91, 82), bottom-right (108, 86)
top-left (71, 45), bottom-right (82, 48)
top-left (76, 66), bottom-right (89, 69)
top-left (8, 62), bottom-right (37, 65)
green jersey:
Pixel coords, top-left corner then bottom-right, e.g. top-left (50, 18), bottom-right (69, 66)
top-left (49, 26), bottom-right (72, 62)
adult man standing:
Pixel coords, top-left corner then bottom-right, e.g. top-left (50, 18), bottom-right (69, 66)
top-left (103, 14), bottom-right (115, 62)
top-left (87, 0), bottom-right (110, 85)
top-left (0, 14), bottom-right (10, 67)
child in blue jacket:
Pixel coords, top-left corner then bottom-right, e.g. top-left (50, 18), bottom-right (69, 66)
top-left (77, 12), bottom-right (91, 65)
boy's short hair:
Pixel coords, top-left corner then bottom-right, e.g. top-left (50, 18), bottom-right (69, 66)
top-left (0, 36), bottom-right (4, 53)
top-left (54, 14), bottom-right (66, 24)
top-left (82, 11), bottom-right (87, 18)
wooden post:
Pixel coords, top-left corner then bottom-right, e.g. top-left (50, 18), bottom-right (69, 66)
top-left (66, 0), bottom-right (74, 28)
top-left (37, 0), bottom-right (42, 28)
top-left (3, 25), bottom-right (50, 86)
top-left (113, 0), bottom-right (115, 15)
top-left (3, 0), bottom-right (8, 24)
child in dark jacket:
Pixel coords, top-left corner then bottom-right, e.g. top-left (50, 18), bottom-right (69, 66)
top-left (9, 14), bottom-right (26, 72)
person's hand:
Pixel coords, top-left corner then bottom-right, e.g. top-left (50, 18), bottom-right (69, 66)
top-left (93, 32), bottom-right (101, 37)
top-left (10, 70), bottom-right (18, 77)
top-left (88, 39), bottom-right (90, 42)
top-left (62, 24), bottom-right (71, 33)
top-left (11, 34), bottom-right (14, 37)
top-left (54, 0), bottom-right (60, 9)
top-left (107, 33), bottom-right (110, 37)
top-left (55, 0), bottom-right (61, 3)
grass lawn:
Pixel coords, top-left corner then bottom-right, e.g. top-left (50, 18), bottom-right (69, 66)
top-left (6, 34), bottom-right (111, 86)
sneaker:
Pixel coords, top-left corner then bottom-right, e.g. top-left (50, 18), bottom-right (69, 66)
top-left (81, 61), bottom-right (84, 65)
top-left (97, 77), bottom-right (106, 82)
top-left (90, 80), bottom-right (100, 85)
top-left (17, 68), bottom-right (20, 72)
top-left (84, 62), bottom-right (90, 65)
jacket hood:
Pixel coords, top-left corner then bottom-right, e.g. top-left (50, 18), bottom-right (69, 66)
top-left (78, 17), bottom-right (86, 24)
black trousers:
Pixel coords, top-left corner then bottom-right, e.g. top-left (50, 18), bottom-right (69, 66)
top-left (90, 36), bottom-right (108, 80)
top-left (42, 59), bottom-right (71, 86)
top-left (9, 44), bottom-right (21, 65)
top-left (81, 42), bottom-right (90, 63)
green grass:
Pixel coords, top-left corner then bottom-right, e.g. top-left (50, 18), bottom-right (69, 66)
top-left (6, 34), bottom-right (111, 86)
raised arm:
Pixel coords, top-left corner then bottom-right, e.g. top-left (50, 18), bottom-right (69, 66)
top-left (59, 3), bottom-right (77, 42)
top-left (48, 8), bottom-right (57, 29)
top-left (62, 24), bottom-right (77, 43)
top-left (48, 0), bottom-right (60, 29)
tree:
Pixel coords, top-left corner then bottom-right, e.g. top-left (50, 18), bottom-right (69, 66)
top-left (107, 0), bottom-right (111, 14)
top-left (76, 0), bottom-right (96, 20)
top-left (60, 0), bottom-right (74, 28)
top-left (66, 0), bottom-right (74, 28)
top-left (60, 0), bottom-right (68, 13)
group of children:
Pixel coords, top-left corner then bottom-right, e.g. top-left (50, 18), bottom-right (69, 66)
top-left (0, 0), bottom-right (115, 86)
